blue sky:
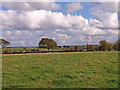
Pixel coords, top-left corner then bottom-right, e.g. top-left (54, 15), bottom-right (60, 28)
top-left (54, 2), bottom-right (96, 19)
top-left (0, 6), bottom-right (8, 10)
top-left (1, 2), bottom-right (96, 19)
top-left (0, 2), bottom-right (119, 47)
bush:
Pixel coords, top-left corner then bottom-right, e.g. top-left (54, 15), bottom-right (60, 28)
top-left (3, 50), bottom-right (8, 54)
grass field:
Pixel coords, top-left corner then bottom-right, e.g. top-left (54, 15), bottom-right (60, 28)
top-left (2, 52), bottom-right (119, 88)
top-left (3, 47), bottom-right (64, 52)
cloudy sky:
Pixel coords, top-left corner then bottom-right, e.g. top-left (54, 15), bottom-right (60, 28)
top-left (0, 1), bottom-right (119, 47)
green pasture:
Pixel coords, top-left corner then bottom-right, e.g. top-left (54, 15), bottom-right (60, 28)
top-left (3, 47), bottom-right (65, 53)
top-left (2, 52), bottom-right (119, 88)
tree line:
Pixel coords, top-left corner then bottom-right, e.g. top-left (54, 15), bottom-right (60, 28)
top-left (38, 38), bottom-right (120, 51)
top-left (0, 38), bottom-right (120, 54)
top-left (86, 39), bottom-right (120, 51)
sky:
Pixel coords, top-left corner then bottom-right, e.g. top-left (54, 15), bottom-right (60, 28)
top-left (0, 1), bottom-right (119, 47)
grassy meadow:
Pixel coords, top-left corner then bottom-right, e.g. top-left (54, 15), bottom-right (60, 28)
top-left (2, 51), bottom-right (119, 88)
top-left (4, 47), bottom-right (64, 52)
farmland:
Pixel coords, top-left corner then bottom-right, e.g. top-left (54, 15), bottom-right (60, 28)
top-left (2, 47), bottom-right (76, 54)
top-left (2, 51), bottom-right (119, 88)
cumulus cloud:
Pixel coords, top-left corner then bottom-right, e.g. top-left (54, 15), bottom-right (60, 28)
top-left (90, 2), bottom-right (118, 29)
top-left (1, 10), bottom-right (89, 30)
top-left (1, 2), bottom-right (118, 47)
top-left (1, 10), bottom-right (118, 34)
top-left (2, 3), bottom-right (118, 31)
top-left (2, 2), bottom-right (61, 11)
top-left (1, 10), bottom-right (105, 31)
top-left (65, 3), bottom-right (83, 13)
top-left (90, 2), bottom-right (118, 13)
top-left (1, 9), bottom-right (118, 31)
top-left (2, 29), bottom-right (118, 47)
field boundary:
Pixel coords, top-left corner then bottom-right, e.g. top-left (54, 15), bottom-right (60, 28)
top-left (2, 51), bottom-right (118, 56)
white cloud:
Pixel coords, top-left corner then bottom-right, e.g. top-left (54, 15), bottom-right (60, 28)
top-left (1, 3), bottom-right (118, 30)
top-left (91, 12), bottom-right (118, 29)
top-left (1, 3), bottom-right (118, 47)
top-left (88, 18), bottom-right (103, 28)
top-left (1, 10), bottom-right (105, 32)
top-left (2, 31), bottom-right (11, 36)
top-left (2, 2), bottom-right (61, 11)
top-left (119, 2), bottom-right (120, 12)
top-left (1, 9), bottom-right (118, 34)
top-left (90, 2), bottom-right (118, 29)
top-left (1, 10), bottom-right (88, 30)
top-left (65, 3), bottom-right (83, 13)
top-left (90, 2), bottom-right (118, 13)
top-left (2, 27), bottom-right (118, 47)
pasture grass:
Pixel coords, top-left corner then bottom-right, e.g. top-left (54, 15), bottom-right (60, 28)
top-left (4, 47), bottom-right (64, 53)
top-left (2, 51), bottom-right (119, 88)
